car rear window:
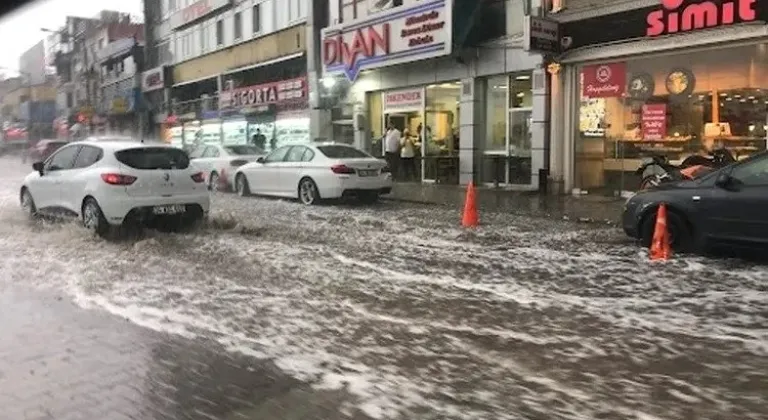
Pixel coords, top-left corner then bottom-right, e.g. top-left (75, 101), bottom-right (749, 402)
top-left (224, 145), bottom-right (264, 155)
top-left (115, 147), bottom-right (190, 170)
top-left (317, 145), bottom-right (370, 159)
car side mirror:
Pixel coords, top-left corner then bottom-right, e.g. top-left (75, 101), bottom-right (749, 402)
top-left (715, 172), bottom-right (735, 190)
top-left (32, 161), bottom-right (44, 175)
top-left (256, 157), bottom-right (265, 164)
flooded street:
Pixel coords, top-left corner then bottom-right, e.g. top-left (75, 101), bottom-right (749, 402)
top-left (0, 156), bottom-right (765, 420)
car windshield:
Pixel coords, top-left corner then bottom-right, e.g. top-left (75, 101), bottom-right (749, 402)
top-left (224, 145), bottom-right (264, 155)
top-left (115, 147), bottom-right (190, 170)
top-left (317, 145), bottom-right (370, 159)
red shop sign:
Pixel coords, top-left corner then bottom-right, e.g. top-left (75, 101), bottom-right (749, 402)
top-left (642, 104), bottom-right (667, 140)
top-left (582, 63), bottom-right (627, 98)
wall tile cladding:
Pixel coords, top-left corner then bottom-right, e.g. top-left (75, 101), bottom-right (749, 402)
top-left (552, 0), bottom-right (658, 21)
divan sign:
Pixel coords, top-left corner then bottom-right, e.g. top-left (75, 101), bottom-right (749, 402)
top-left (646, 0), bottom-right (758, 37)
top-left (322, 0), bottom-right (454, 81)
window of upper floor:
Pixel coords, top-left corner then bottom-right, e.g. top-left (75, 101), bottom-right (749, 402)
top-left (234, 11), bottom-right (242, 40)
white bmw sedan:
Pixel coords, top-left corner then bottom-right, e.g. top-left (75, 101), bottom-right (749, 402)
top-left (20, 140), bottom-right (210, 237)
top-left (189, 144), bottom-right (266, 191)
top-left (233, 143), bottom-right (392, 204)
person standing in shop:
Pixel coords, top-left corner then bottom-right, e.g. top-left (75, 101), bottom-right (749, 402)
top-left (251, 128), bottom-right (266, 150)
top-left (384, 122), bottom-right (402, 180)
top-left (400, 129), bottom-right (417, 181)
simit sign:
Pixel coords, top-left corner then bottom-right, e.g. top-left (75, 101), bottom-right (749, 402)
top-left (646, 0), bottom-right (758, 37)
top-left (321, 0), bottom-right (454, 81)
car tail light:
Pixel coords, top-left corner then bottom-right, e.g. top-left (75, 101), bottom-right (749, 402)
top-left (190, 172), bottom-right (205, 183)
top-left (101, 173), bottom-right (137, 185)
top-left (230, 159), bottom-right (248, 167)
top-left (331, 164), bottom-right (355, 174)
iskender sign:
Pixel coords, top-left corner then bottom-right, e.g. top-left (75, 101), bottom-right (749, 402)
top-left (561, 0), bottom-right (767, 50)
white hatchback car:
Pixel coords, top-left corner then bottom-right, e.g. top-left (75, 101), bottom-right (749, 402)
top-left (233, 143), bottom-right (393, 204)
top-left (20, 140), bottom-right (210, 236)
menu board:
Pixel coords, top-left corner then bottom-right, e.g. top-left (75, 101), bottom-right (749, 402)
top-left (641, 104), bottom-right (667, 140)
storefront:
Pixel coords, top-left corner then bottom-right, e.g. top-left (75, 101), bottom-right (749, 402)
top-left (555, 0), bottom-right (768, 196)
top-left (317, 0), bottom-right (547, 187)
top-left (218, 76), bottom-right (309, 152)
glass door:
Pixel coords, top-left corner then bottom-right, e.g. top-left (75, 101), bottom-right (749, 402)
top-left (508, 107), bottom-right (532, 184)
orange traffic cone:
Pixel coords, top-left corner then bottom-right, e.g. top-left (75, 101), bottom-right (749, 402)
top-left (649, 203), bottom-right (671, 261)
top-left (461, 181), bottom-right (479, 228)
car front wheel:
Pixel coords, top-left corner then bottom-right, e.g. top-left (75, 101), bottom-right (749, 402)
top-left (20, 188), bottom-right (37, 217)
top-left (640, 208), bottom-right (693, 252)
top-left (235, 173), bottom-right (251, 197)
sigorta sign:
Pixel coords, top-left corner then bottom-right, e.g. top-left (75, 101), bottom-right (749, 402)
top-left (219, 77), bottom-right (307, 110)
top-left (646, 0), bottom-right (758, 37)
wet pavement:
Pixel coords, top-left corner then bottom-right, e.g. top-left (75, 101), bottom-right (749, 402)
top-left (0, 156), bottom-right (766, 420)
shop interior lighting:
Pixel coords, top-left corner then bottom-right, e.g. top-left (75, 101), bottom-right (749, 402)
top-left (748, 96), bottom-right (755, 99)
top-left (321, 77), bottom-right (336, 89)
top-left (735, 94), bottom-right (742, 98)
top-left (720, 93), bottom-right (728, 96)
top-left (740, 99), bottom-right (747, 102)
top-left (515, 75), bottom-right (530, 80)
top-left (516, 92), bottom-right (525, 98)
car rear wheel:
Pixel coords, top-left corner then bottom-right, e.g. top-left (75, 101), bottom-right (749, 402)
top-left (298, 178), bottom-right (320, 205)
top-left (82, 197), bottom-right (110, 238)
top-left (640, 208), bottom-right (693, 252)
top-left (235, 173), bottom-right (250, 197)
top-left (208, 172), bottom-right (220, 192)
top-left (20, 188), bottom-right (37, 217)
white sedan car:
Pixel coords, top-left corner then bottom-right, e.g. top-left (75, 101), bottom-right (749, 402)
top-left (20, 140), bottom-right (210, 237)
top-left (189, 144), bottom-right (266, 191)
top-left (233, 143), bottom-right (392, 204)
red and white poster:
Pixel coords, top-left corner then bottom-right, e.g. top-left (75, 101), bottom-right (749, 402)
top-left (581, 62), bottom-right (627, 98)
top-left (641, 104), bottom-right (667, 140)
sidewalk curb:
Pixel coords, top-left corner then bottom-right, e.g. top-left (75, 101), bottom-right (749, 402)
top-left (381, 195), bottom-right (622, 227)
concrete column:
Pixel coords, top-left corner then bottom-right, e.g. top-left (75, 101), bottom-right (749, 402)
top-left (306, 0), bottom-right (333, 142)
top-left (458, 77), bottom-right (484, 185)
top-left (548, 68), bottom-right (565, 194)
top-left (530, 67), bottom-right (549, 190)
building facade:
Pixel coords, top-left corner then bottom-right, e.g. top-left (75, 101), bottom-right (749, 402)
top-left (548, 0), bottom-right (768, 196)
top-left (309, 0), bottom-right (551, 189)
top-left (48, 11), bottom-right (140, 137)
top-left (158, 0), bottom-right (310, 150)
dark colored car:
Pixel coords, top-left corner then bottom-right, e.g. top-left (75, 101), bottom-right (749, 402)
top-left (623, 151), bottom-right (768, 253)
top-left (29, 140), bottom-right (68, 162)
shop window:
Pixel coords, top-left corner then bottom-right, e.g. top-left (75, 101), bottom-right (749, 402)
top-left (233, 11), bottom-right (242, 40)
top-left (216, 20), bottom-right (224, 46)
top-left (425, 82), bottom-right (461, 184)
top-left (480, 72), bottom-right (533, 185)
top-left (575, 44), bottom-right (768, 196)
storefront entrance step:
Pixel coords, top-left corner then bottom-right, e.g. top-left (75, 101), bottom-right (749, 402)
top-left (382, 182), bottom-right (624, 226)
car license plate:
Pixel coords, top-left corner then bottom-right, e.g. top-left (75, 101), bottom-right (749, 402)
top-left (358, 170), bottom-right (377, 177)
top-left (152, 204), bottom-right (186, 215)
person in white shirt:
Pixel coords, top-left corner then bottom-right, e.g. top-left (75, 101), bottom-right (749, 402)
top-left (400, 129), bottom-right (417, 181)
top-left (384, 122), bottom-right (401, 179)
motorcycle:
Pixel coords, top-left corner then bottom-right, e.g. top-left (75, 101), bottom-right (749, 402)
top-left (636, 147), bottom-right (736, 190)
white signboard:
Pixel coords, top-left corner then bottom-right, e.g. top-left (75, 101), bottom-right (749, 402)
top-left (142, 66), bottom-right (166, 92)
top-left (321, 0), bottom-right (454, 81)
top-left (170, 0), bottom-right (231, 30)
top-left (382, 88), bottom-right (424, 113)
